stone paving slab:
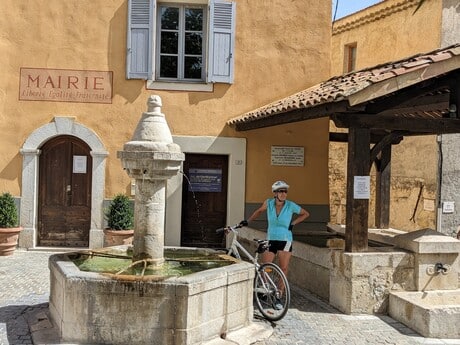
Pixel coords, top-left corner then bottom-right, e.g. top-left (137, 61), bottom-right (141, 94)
top-left (1, 250), bottom-right (460, 345)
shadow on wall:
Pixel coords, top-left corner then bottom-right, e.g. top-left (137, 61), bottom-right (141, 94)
top-left (108, 2), bottom-right (145, 104)
top-left (0, 153), bottom-right (22, 187)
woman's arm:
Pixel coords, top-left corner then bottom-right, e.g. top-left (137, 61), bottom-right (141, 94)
top-left (291, 207), bottom-right (309, 226)
top-left (247, 200), bottom-right (268, 222)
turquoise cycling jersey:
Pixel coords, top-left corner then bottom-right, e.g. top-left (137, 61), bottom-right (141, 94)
top-left (266, 198), bottom-right (301, 241)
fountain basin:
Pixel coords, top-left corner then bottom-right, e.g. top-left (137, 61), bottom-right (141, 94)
top-left (49, 247), bottom-right (255, 345)
top-left (389, 290), bottom-right (460, 338)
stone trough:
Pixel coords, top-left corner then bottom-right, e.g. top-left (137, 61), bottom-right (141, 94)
top-left (389, 290), bottom-right (460, 338)
top-left (49, 248), bottom-right (255, 345)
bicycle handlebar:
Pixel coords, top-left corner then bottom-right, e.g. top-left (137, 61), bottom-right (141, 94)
top-left (216, 224), bottom-right (271, 256)
top-left (216, 223), bottom-right (243, 234)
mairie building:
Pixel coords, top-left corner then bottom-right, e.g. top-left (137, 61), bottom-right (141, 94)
top-left (0, 0), bottom-right (331, 250)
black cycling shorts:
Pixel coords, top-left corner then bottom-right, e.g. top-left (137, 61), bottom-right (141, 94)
top-left (268, 240), bottom-right (292, 254)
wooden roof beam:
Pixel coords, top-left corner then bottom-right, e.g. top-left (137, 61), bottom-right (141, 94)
top-left (331, 113), bottom-right (460, 134)
top-left (329, 131), bottom-right (405, 144)
top-left (232, 101), bottom-right (351, 131)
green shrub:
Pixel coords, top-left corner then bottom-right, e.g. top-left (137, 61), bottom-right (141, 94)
top-left (105, 194), bottom-right (134, 230)
top-left (0, 192), bottom-right (19, 228)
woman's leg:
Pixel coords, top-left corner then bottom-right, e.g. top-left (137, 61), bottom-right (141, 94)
top-left (262, 251), bottom-right (275, 264)
top-left (277, 251), bottom-right (292, 276)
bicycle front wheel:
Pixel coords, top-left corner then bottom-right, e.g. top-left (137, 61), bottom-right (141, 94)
top-left (254, 262), bottom-right (290, 321)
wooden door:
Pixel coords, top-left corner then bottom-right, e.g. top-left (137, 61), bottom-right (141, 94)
top-left (181, 154), bottom-right (228, 248)
top-left (38, 136), bottom-right (92, 247)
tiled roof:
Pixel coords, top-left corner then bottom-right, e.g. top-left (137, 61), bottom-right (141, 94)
top-left (227, 44), bottom-right (460, 129)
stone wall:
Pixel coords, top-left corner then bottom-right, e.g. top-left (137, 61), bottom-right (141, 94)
top-left (329, 250), bottom-right (415, 314)
top-left (239, 226), bottom-right (417, 315)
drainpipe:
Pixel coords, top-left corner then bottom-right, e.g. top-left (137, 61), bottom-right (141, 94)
top-left (436, 134), bottom-right (443, 232)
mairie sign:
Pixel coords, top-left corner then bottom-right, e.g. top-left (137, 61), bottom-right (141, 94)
top-left (19, 67), bottom-right (113, 104)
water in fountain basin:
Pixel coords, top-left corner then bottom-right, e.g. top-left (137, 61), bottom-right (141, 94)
top-left (71, 247), bottom-right (235, 278)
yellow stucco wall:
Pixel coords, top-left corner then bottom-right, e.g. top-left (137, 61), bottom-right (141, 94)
top-left (0, 0), bottom-right (331, 205)
top-left (243, 118), bottom-right (330, 205)
top-left (330, 0), bottom-right (442, 231)
top-left (331, 0), bottom-right (442, 76)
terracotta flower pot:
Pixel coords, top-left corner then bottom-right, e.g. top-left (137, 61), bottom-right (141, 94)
top-left (0, 227), bottom-right (22, 256)
top-left (103, 229), bottom-right (134, 247)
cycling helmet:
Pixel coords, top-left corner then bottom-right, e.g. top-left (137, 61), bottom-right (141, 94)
top-left (271, 180), bottom-right (290, 192)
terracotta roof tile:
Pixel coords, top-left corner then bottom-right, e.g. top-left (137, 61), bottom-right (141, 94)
top-left (228, 44), bottom-right (460, 127)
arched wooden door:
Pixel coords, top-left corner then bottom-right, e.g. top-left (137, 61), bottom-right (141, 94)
top-left (38, 135), bottom-right (92, 247)
top-left (181, 154), bottom-right (228, 248)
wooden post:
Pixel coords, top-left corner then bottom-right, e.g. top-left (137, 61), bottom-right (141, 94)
top-left (375, 145), bottom-right (391, 228)
top-left (345, 127), bottom-right (370, 252)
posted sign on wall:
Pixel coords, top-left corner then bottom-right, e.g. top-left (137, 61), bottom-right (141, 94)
top-left (188, 168), bottom-right (222, 192)
top-left (271, 146), bottom-right (304, 167)
top-left (19, 68), bottom-right (113, 104)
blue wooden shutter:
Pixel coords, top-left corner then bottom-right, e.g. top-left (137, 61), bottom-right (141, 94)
top-left (127, 0), bottom-right (153, 79)
top-left (207, 0), bottom-right (236, 84)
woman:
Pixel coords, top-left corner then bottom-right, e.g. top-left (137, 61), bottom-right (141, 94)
top-left (242, 180), bottom-right (309, 276)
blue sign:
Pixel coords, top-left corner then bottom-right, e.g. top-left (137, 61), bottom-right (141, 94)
top-left (188, 168), bottom-right (222, 192)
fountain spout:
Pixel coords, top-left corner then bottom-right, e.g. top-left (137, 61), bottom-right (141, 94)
top-left (434, 262), bottom-right (450, 274)
top-left (117, 95), bottom-right (184, 265)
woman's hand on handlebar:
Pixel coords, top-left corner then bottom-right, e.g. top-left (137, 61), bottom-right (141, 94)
top-left (216, 221), bottom-right (246, 234)
top-left (216, 225), bottom-right (234, 234)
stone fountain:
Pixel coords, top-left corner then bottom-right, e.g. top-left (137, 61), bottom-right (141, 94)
top-left (117, 94), bottom-right (184, 265)
top-left (388, 229), bottom-right (460, 339)
top-left (47, 96), bottom-right (266, 345)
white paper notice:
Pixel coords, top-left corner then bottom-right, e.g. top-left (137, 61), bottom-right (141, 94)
top-left (442, 201), bottom-right (455, 214)
top-left (73, 155), bottom-right (87, 174)
top-left (354, 176), bottom-right (370, 199)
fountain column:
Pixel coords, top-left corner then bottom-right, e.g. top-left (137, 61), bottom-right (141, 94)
top-left (117, 95), bottom-right (184, 264)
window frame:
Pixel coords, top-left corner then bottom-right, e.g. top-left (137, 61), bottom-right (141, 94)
top-left (155, 3), bottom-right (207, 83)
top-left (127, 0), bottom-right (235, 90)
top-left (344, 43), bottom-right (357, 73)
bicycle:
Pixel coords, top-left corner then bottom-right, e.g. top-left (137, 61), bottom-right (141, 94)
top-left (216, 223), bottom-right (290, 321)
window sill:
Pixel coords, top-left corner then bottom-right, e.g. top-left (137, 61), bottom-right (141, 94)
top-left (146, 81), bottom-right (214, 92)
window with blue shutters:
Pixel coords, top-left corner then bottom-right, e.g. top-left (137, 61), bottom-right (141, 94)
top-left (127, 0), bottom-right (235, 87)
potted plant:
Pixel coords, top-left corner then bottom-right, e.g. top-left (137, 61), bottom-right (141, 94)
top-left (0, 192), bottom-right (22, 256)
top-left (103, 193), bottom-right (134, 246)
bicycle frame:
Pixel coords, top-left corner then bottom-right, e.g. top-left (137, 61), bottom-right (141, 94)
top-left (217, 223), bottom-right (291, 321)
top-left (226, 230), bottom-right (260, 267)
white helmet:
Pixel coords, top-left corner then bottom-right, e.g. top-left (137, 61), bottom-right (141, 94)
top-left (271, 180), bottom-right (289, 192)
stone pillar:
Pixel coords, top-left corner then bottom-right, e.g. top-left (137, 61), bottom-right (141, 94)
top-left (118, 95), bottom-right (184, 264)
top-left (89, 150), bottom-right (109, 249)
top-left (133, 179), bottom-right (167, 264)
top-left (438, 0), bottom-right (460, 236)
top-left (18, 148), bottom-right (40, 249)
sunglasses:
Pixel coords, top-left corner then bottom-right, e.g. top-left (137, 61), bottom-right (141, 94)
top-left (275, 189), bottom-right (288, 194)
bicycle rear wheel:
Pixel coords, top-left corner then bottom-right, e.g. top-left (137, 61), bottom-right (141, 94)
top-left (254, 262), bottom-right (290, 321)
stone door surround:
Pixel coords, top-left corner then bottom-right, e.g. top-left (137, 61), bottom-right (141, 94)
top-left (19, 117), bottom-right (108, 249)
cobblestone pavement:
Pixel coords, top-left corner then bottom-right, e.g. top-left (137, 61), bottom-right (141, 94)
top-left (1, 250), bottom-right (459, 345)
